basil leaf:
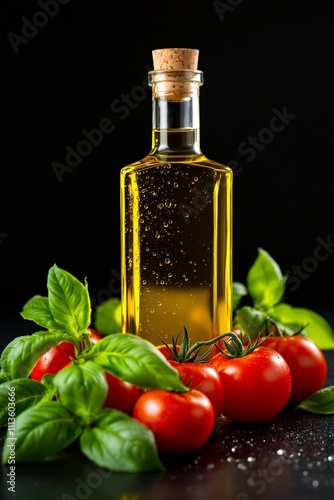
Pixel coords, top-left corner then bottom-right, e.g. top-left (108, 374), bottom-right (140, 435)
top-left (232, 282), bottom-right (248, 312)
top-left (0, 336), bottom-right (31, 377)
top-left (0, 371), bottom-right (8, 383)
top-left (271, 303), bottom-right (334, 349)
top-left (20, 295), bottom-right (60, 331)
top-left (80, 408), bottom-right (164, 472)
top-left (246, 247), bottom-right (286, 309)
top-left (94, 297), bottom-right (122, 336)
top-left (235, 306), bottom-right (267, 340)
top-left (40, 374), bottom-right (55, 391)
top-left (0, 331), bottom-right (76, 380)
top-left (295, 386), bottom-right (334, 414)
top-left (86, 333), bottom-right (187, 392)
top-left (47, 264), bottom-right (91, 337)
top-left (1, 402), bottom-right (82, 463)
top-left (0, 379), bottom-right (50, 426)
top-left (53, 361), bottom-right (108, 422)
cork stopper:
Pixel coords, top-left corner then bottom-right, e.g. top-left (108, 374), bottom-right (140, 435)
top-left (152, 48), bottom-right (199, 70)
top-left (150, 48), bottom-right (202, 100)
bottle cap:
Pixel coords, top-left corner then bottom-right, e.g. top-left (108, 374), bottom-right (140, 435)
top-left (150, 48), bottom-right (201, 99)
top-left (152, 48), bottom-right (199, 70)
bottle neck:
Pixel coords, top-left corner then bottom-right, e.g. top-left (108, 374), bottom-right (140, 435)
top-left (148, 70), bottom-right (203, 155)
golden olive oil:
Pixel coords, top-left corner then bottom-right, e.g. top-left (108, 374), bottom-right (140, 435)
top-left (120, 50), bottom-right (232, 350)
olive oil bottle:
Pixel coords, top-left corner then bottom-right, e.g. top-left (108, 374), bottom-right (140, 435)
top-left (120, 48), bottom-right (232, 349)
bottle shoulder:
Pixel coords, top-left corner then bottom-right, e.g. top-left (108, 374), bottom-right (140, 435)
top-left (120, 153), bottom-right (233, 175)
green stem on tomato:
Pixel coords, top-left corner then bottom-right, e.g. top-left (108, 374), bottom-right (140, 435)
top-left (185, 331), bottom-right (242, 360)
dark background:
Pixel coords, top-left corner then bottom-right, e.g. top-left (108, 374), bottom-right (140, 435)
top-left (1, 0), bottom-right (333, 350)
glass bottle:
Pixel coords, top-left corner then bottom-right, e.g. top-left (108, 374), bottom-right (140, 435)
top-left (120, 48), bottom-right (232, 351)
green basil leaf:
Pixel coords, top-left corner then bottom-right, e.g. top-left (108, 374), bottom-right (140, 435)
top-left (85, 333), bottom-right (187, 392)
top-left (40, 374), bottom-right (55, 391)
top-left (53, 361), bottom-right (108, 422)
top-left (94, 297), bottom-right (122, 336)
top-left (0, 331), bottom-right (77, 380)
top-left (295, 386), bottom-right (334, 414)
top-left (235, 306), bottom-right (267, 340)
top-left (271, 303), bottom-right (334, 349)
top-left (0, 336), bottom-right (31, 377)
top-left (1, 402), bottom-right (82, 463)
top-left (0, 379), bottom-right (50, 426)
top-left (0, 371), bottom-right (8, 383)
top-left (246, 247), bottom-right (286, 309)
top-left (47, 264), bottom-right (91, 337)
top-left (20, 295), bottom-right (60, 331)
top-left (232, 282), bottom-right (248, 312)
top-left (80, 408), bottom-right (164, 472)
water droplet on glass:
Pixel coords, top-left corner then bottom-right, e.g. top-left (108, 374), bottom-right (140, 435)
top-left (237, 463), bottom-right (247, 470)
top-left (277, 449), bottom-right (286, 456)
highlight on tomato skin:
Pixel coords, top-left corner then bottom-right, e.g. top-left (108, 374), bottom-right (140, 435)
top-left (133, 388), bottom-right (215, 454)
top-left (87, 328), bottom-right (103, 344)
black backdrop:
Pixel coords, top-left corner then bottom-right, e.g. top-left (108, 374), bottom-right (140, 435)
top-left (1, 0), bottom-right (333, 349)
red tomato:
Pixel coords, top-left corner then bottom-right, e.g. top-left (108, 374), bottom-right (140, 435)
top-left (30, 341), bottom-right (76, 382)
top-left (260, 335), bottom-right (328, 403)
top-left (210, 346), bottom-right (292, 423)
top-left (87, 327), bottom-right (103, 344)
top-left (30, 328), bottom-right (103, 382)
top-left (103, 372), bottom-right (142, 415)
top-left (169, 360), bottom-right (224, 419)
top-left (133, 389), bottom-right (215, 454)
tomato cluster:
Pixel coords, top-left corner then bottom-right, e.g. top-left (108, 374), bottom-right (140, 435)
top-left (132, 342), bottom-right (223, 454)
top-left (29, 325), bottom-right (328, 456)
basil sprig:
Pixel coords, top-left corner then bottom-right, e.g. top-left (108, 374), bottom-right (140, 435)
top-left (0, 264), bottom-right (188, 472)
top-left (233, 247), bottom-right (334, 349)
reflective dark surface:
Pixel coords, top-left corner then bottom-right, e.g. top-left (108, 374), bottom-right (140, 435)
top-left (1, 353), bottom-right (333, 500)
